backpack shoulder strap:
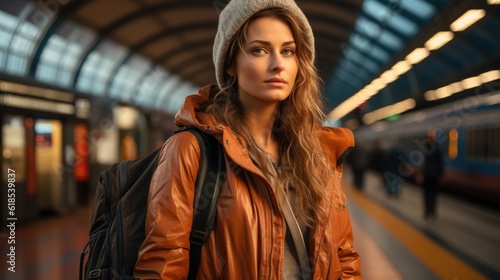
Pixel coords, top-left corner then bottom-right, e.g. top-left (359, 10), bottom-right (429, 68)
top-left (175, 126), bottom-right (225, 279)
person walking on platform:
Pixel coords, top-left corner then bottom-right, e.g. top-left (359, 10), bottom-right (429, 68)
top-left (418, 130), bottom-right (444, 220)
top-left (134, 0), bottom-right (361, 279)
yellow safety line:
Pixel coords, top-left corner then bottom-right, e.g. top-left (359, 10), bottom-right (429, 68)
top-left (346, 186), bottom-right (487, 280)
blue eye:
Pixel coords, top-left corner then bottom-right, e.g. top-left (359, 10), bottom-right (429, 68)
top-left (252, 48), bottom-right (266, 55)
top-left (282, 49), bottom-right (296, 56)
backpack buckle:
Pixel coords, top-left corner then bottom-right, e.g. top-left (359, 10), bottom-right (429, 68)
top-left (89, 269), bottom-right (101, 279)
top-left (190, 230), bottom-right (208, 246)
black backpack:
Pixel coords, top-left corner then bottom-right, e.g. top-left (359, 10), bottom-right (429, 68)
top-left (79, 126), bottom-right (225, 280)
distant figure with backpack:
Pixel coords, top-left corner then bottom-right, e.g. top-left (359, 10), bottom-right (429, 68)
top-left (132, 0), bottom-right (361, 279)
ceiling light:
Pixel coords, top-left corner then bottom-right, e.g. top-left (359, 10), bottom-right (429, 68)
top-left (391, 60), bottom-right (411, 76)
top-left (405, 48), bottom-right (430, 64)
top-left (450, 9), bottom-right (486, 32)
top-left (461, 76), bottom-right (482, 90)
top-left (425, 31), bottom-right (454, 51)
top-left (434, 85), bottom-right (453, 99)
top-left (479, 70), bottom-right (500, 83)
top-left (380, 70), bottom-right (399, 84)
top-left (425, 90), bottom-right (437, 101)
top-left (488, 0), bottom-right (500, 4)
top-left (371, 77), bottom-right (387, 88)
top-left (449, 81), bottom-right (464, 94)
top-left (362, 98), bottom-right (415, 125)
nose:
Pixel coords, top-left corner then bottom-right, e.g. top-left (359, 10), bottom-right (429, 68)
top-left (270, 53), bottom-right (285, 72)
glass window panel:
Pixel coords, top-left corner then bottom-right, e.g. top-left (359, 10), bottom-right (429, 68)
top-left (166, 84), bottom-right (190, 112)
top-left (378, 30), bottom-right (403, 51)
top-left (5, 19), bottom-right (40, 76)
top-left (76, 51), bottom-right (101, 93)
top-left (355, 17), bottom-right (380, 40)
top-left (494, 127), bottom-right (500, 160)
top-left (136, 67), bottom-right (170, 106)
top-left (7, 55), bottom-right (26, 75)
top-left (36, 20), bottom-right (97, 87)
top-left (364, 44), bottom-right (390, 64)
top-left (156, 76), bottom-right (182, 107)
top-left (364, 0), bottom-right (392, 23)
top-left (400, 0), bottom-right (435, 20)
top-left (58, 70), bottom-right (71, 86)
top-left (18, 20), bottom-right (38, 40)
top-left (0, 10), bottom-right (19, 29)
top-left (77, 76), bottom-right (92, 92)
top-left (0, 29), bottom-right (13, 48)
top-left (110, 66), bottom-right (136, 100)
top-left (350, 34), bottom-right (370, 52)
top-left (77, 39), bottom-right (127, 95)
top-left (36, 39), bottom-right (59, 82)
top-left (60, 44), bottom-right (80, 69)
top-left (110, 54), bottom-right (150, 100)
top-left (388, 14), bottom-right (418, 37)
top-left (36, 64), bottom-right (49, 80)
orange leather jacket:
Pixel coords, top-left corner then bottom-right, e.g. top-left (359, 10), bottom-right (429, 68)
top-left (134, 85), bottom-right (361, 279)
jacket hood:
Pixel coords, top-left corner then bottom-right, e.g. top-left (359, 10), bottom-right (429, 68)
top-left (174, 84), bottom-right (221, 133)
top-left (174, 84), bottom-right (354, 165)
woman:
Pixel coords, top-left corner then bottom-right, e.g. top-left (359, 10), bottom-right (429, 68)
top-left (135, 0), bottom-right (361, 279)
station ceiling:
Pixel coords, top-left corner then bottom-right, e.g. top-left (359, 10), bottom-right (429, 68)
top-left (0, 0), bottom-right (499, 126)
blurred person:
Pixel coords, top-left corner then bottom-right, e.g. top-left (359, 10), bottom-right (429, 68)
top-left (134, 0), bottom-right (361, 279)
top-left (347, 140), bottom-right (369, 190)
top-left (383, 143), bottom-right (408, 197)
top-left (370, 139), bottom-right (387, 174)
top-left (417, 130), bottom-right (444, 220)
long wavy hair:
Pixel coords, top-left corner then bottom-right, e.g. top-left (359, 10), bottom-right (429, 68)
top-left (207, 8), bottom-right (332, 226)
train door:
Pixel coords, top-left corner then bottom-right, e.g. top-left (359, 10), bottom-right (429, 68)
top-left (34, 119), bottom-right (64, 215)
top-left (1, 115), bottom-right (37, 222)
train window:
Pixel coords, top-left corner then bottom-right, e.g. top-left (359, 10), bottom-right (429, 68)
top-left (479, 128), bottom-right (488, 159)
top-left (466, 126), bottom-right (500, 162)
top-left (467, 129), bottom-right (474, 159)
top-left (495, 127), bottom-right (500, 160)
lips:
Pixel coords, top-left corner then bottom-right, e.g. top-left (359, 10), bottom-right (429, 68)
top-left (264, 77), bottom-right (287, 84)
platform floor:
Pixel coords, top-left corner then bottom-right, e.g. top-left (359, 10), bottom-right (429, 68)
top-left (1, 170), bottom-right (499, 279)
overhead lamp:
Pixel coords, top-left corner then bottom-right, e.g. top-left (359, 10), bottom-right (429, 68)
top-left (425, 31), bottom-right (454, 51)
top-left (362, 98), bottom-right (415, 125)
top-left (461, 76), bottom-right (482, 90)
top-left (449, 81), bottom-right (464, 94)
top-left (380, 70), bottom-right (399, 84)
top-left (434, 85), bottom-right (453, 99)
top-left (405, 48), bottom-right (430, 64)
top-left (450, 9), bottom-right (486, 32)
top-left (424, 90), bottom-right (437, 101)
top-left (487, 0), bottom-right (500, 4)
top-left (479, 70), bottom-right (500, 83)
top-left (391, 60), bottom-right (412, 76)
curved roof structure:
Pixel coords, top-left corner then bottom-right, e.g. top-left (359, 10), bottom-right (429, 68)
top-left (0, 0), bottom-right (499, 125)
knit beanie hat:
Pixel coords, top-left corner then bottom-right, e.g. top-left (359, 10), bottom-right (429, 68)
top-left (213, 0), bottom-right (314, 88)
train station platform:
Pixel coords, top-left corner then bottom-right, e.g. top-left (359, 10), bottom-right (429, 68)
top-left (1, 170), bottom-right (499, 280)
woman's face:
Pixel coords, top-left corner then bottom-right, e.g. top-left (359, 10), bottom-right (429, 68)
top-left (233, 16), bottom-right (298, 110)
